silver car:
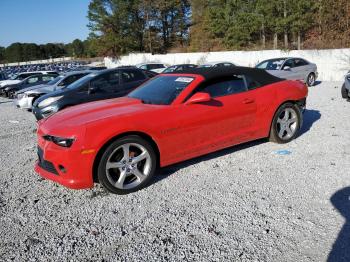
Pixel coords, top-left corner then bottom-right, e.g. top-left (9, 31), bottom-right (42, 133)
top-left (341, 71), bottom-right (350, 100)
top-left (14, 71), bottom-right (91, 110)
top-left (256, 57), bottom-right (318, 86)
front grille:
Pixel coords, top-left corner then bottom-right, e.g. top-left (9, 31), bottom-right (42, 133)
top-left (37, 147), bottom-right (59, 175)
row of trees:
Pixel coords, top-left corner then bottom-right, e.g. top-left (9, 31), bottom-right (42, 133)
top-left (1, 0), bottom-right (349, 63)
top-left (88, 0), bottom-right (350, 56)
top-left (0, 39), bottom-right (96, 64)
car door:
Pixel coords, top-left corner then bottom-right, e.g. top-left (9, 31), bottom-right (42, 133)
top-left (293, 58), bottom-right (309, 80)
top-left (119, 69), bottom-right (148, 96)
top-left (163, 75), bottom-right (257, 161)
top-left (281, 59), bottom-right (300, 80)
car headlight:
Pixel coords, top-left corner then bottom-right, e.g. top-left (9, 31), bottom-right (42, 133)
top-left (42, 135), bottom-right (75, 148)
top-left (38, 96), bottom-right (62, 108)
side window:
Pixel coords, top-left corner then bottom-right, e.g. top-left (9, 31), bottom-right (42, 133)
top-left (245, 76), bottom-right (262, 90)
top-left (294, 59), bottom-right (308, 67)
top-left (282, 59), bottom-right (295, 69)
top-left (62, 75), bottom-right (80, 86)
top-left (27, 76), bottom-right (39, 84)
top-left (140, 65), bottom-right (148, 70)
top-left (121, 69), bottom-right (146, 83)
top-left (90, 71), bottom-right (120, 92)
top-left (42, 75), bottom-right (55, 82)
top-left (201, 75), bottom-right (247, 98)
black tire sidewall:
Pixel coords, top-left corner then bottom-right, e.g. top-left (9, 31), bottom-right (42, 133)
top-left (307, 73), bottom-right (315, 87)
top-left (341, 84), bottom-right (348, 99)
top-left (271, 103), bottom-right (302, 144)
top-left (97, 135), bottom-right (157, 195)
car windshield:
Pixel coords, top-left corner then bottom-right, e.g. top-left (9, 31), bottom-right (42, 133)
top-left (256, 59), bottom-right (286, 70)
top-left (66, 73), bottom-right (97, 89)
top-left (128, 76), bottom-right (194, 105)
top-left (47, 75), bottom-right (64, 85)
top-left (198, 64), bottom-right (212, 68)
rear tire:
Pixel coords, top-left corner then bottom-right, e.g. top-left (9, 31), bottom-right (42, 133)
top-left (341, 84), bottom-right (348, 99)
top-left (306, 73), bottom-right (316, 87)
top-left (97, 135), bottom-right (157, 194)
top-left (269, 103), bottom-right (302, 144)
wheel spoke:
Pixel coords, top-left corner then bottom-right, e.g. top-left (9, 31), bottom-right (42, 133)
top-left (131, 151), bottom-right (148, 164)
top-left (115, 170), bottom-right (127, 188)
top-left (106, 161), bottom-right (124, 170)
top-left (122, 144), bottom-right (130, 160)
top-left (278, 127), bottom-right (285, 138)
top-left (286, 126), bottom-right (294, 136)
top-left (277, 118), bottom-right (284, 124)
top-left (288, 117), bottom-right (297, 125)
top-left (133, 168), bottom-right (146, 182)
top-left (283, 109), bottom-right (290, 121)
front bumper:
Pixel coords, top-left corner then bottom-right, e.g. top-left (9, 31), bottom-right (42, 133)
top-left (34, 133), bottom-right (95, 189)
top-left (14, 96), bottom-right (34, 109)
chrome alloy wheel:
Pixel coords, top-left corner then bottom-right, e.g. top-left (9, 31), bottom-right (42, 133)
top-left (307, 73), bottom-right (315, 86)
top-left (276, 108), bottom-right (299, 140)
top-left (105, 143), bottom-right (152, 190)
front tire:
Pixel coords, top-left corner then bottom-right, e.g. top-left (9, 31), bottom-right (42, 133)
top-left (97, 135), bottom-right (157, 194)
top-left (269, 103), bottom-right (302, 144)
top-left (341, 84), bottom-right (348, 99)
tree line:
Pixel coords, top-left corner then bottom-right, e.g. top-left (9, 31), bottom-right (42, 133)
top-left (0, 39), bottom-right (96, 64)
top-left (88, 0), bottom-right (350, 56)
top-left (1, 0), bottom-right (349, 63)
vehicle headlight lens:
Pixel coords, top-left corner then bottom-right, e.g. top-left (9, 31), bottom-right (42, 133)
top-left (42, 135), bottom-right (75, 148)
top-left (38, 96), bottom-right (62, 108)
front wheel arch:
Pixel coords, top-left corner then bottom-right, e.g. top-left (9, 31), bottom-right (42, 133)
top-left (92, 132), bottom-right (160, 183)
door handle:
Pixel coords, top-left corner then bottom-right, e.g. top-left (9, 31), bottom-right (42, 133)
top-left (243, 98), bottom-right (255, 104)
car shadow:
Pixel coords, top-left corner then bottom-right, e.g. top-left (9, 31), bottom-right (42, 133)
top-left (328, 187), bottom-right (350, 262)
top-left (299, 109), bottom-right (321, 137)
top-left (154, 138), bottom-right (267, 183)
top-left (313, 80), bottom-right (322, 86)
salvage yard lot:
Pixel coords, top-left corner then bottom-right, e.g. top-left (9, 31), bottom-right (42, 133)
top-left (0, 82), bottom-right (349, 261)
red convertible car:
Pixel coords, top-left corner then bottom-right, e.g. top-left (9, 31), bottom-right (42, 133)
top-left (35, 67), bottom-right (308, 194)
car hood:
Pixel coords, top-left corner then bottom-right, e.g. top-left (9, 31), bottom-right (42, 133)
top-left (0, 79), bottom-right (21, 87)
top-left (41, 97), bottom-right (154, 130)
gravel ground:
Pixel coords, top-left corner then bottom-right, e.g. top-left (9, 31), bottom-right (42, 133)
top-left (0, 81), bottom-right (349, 262)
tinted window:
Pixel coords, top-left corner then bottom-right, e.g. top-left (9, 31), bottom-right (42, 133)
top-left (61, 74), bottom-right (87, 86)
top-left (148, 64), bottom-right (165, 70)
top-left (201, 75), bottom-right (247, 97)
top-left (27, 76), bottom-right (40, 84)
top-left (245, 76), bottom-right (261, 90)
top-left (256, 59), bottom-right (286, 70)
top-left (90, 71), bottom-right (119, 92)
top-left (121, 69), bottom-right (146, 83)
top-left (47, 76), bottom-right (64, 85)
top-left (163, 66), bottom-right (176, 73)
top-left (294, 59), bottom-right (308, 67)
top-left (128, 76), bottom-right (194, 105)
top-left (42, 75), bottom-right (56, 82)
top-left (282, 59), bottom-right (295, 69)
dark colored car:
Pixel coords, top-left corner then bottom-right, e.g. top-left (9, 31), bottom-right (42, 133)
top-left (162, 64), bottom-right (198, 73)
top-left (0, 71), bottom-right (7, 81)
top-left (32, 67), bottom-right (157, 120)
top-left (341, 72), bottom-right (350, 100)
top-left (4, 74), bottom-right (58, 98)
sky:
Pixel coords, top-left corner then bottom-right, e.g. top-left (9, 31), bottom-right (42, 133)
top-left (0, 0), bottom-right (91, 47)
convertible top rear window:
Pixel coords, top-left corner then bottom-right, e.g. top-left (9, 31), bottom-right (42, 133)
top-left (128, 76), bottom-right (194, 105)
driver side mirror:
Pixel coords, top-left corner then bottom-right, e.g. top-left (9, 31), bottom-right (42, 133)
top-left (185, 92), bottom-right (211, 105)
top-left (283, 66), bottom-right (291, 71)
top-left (88, 82), bottom-right (97, 94)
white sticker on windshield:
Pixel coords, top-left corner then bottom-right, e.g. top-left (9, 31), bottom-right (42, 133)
top-left (175, 77), bottom-right (193, 83)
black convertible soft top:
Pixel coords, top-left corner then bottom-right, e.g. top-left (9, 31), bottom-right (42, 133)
top-left (168, 66), bottom-right (283, 86)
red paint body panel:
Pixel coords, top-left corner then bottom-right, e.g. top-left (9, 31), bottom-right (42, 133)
top-left (35, 74), bottom-right (308, 189)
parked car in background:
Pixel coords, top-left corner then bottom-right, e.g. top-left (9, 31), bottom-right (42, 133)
top-left (15, 71), bottom-right (91, 110)
top-left (34, 66), bottom-right (308, 194)
top-left (341, 71), bottom-right (350, 100)
top-left (136, 63), bottom-right (167, 73)
top-left (3, 74), bottom-right (58, 98)
top-left (256, 58), bottom-right (318, 87)
top-left (198, 61), bottom-right (237, 68)
top-left (0, 71), bottom-right (7, 81)
top-left (162, 64), bottom-right (198, 73)
top-left (0, 71), bottom-right (59, 94)
top-left (67, 66), bottom-right (107, 72)
top-left (32, 67), bottom-right (157, 120)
